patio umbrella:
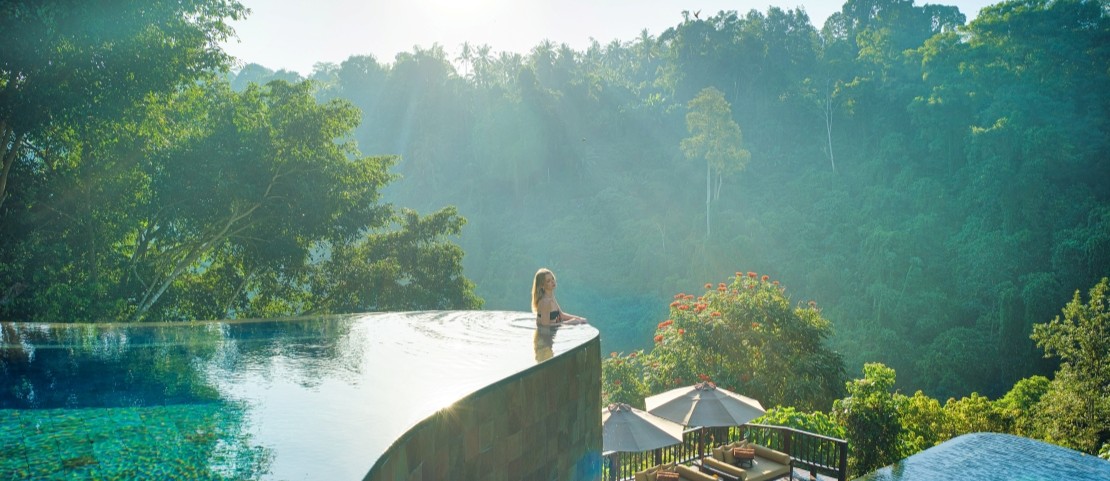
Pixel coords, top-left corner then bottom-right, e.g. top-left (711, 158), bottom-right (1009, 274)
top-left (601, 403), bottom-right (685, 452)
top-left (646, 381), bottom-right (766, 459)
top-left (645, 381), bottom-right (765, 428)
top-left (602, 403), bottom-right (686, 481)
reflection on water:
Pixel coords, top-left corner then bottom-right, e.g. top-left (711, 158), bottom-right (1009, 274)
top-left (0, 311), bottom-right (598, 480)
top-left (534, 326), bottom-right (556, 362)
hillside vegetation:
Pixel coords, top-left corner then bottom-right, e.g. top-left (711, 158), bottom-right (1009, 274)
top-left (236, 0), bottom-right (1109, 401)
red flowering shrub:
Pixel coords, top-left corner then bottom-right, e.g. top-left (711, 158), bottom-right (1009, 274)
top-left (601, 271), bottom-right (845, 412)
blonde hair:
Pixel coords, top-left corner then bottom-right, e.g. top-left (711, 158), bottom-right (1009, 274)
top-left (531, 268), bottom-right (554, 313)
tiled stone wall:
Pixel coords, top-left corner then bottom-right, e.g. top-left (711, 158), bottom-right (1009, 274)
top-left (365, 336), bottom-right (602, 481)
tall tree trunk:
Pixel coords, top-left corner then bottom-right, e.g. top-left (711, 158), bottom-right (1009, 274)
top-left (705, 161), bottom-right (711, 238)
top-left (824, 81), bottom-right (837, 173)
top-left (0, 122), bottom-right (23, 212)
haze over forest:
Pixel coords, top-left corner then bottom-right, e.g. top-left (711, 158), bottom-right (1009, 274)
top-left (1, 0), bottom-right (1107, 409)
top-left (226, 0), bottom-right (1109, 401)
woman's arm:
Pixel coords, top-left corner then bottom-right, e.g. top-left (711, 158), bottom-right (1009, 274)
top-left (557, 309), bottom-right (586, 324)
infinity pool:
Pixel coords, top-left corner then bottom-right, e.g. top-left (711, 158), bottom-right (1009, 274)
top-left (855, 432), bottom-right (1110, 481)
top-left (0, 311), bottom-right (597, 480)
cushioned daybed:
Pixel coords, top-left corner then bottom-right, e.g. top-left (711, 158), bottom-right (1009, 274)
top-left (698, 440), bottom-right (792, 481)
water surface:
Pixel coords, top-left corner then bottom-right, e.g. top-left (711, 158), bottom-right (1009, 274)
top-left (1, 311), bottom-right (597, 480)
top-left (855, 432), bottom-right (1110, 481)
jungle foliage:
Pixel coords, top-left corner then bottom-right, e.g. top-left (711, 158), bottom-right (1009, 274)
top-left (601, 273), bottom-right (844, 413)
top-left (0, 0), bottom-right (481, 322)
top-left (829, 274), bottom-right (1110, 470)
top-left (232, 0), bottom-right (1108, 401)
top-left (4, 0), bottom-right (1108, 430)
top-left (603, 276), bottom-right (1110, 473)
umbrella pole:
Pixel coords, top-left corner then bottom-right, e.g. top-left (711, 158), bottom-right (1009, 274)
top-left (698, 427), bottom-right (705, 459)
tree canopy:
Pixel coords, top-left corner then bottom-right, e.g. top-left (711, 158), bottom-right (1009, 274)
top-left (0, 1), bottom-right (481, 322)
top-left (246, 0), bottom-right (1109, 403)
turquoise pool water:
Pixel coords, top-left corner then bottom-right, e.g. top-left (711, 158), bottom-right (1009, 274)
top-left (855, 432), bottom-right (1110, 481)
top-left (1, 311), bottom-right (597, 480)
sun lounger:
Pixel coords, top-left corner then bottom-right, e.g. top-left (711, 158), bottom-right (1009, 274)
top-left (697, 441), bottom-right (792, 481)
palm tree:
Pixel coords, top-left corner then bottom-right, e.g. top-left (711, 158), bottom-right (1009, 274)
top-left (494, 51), bottom-right (523, 86)
top-left (456, 41), bottom-right (474, 79)
top-left (474, 44), bottom-right (493, 86)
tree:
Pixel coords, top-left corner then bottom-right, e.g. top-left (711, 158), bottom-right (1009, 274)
top-left (0, 77), bottom-right (482, 322)
top-left (127, 80), bottom-right (396, 321)
top-left (0, 0), bottom-right (246, 213)
top-left (602, 272), bottom-right (844, 412)
top-left (456, 41), bottom-right (474, 79)
top-left (995, 375), bottom-right (1050, 438)
top-left (680, 87), bottom-right (750, 238)
top-left (895, 390), bottom-right (946, 454)
top-left (305, 207), bottom-right (483, 313)
top-left (833, 363), bottom-right (902, 477)
top-left (942, 392), bottom-right (1006, 437)
top-left (1031, 277), bottom-right (1110, 454)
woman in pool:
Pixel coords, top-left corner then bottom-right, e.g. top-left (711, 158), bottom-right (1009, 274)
top-left (531, 268), bottom-right (586, 327)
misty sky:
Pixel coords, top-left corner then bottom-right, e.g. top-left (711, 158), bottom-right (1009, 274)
top-left (220, 0), bottom-right (998, 75)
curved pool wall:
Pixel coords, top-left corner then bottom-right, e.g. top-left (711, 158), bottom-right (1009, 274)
top-left (855, 432), bottom-right (1110, 481)
top-left (365, 325), bottom-right (601, 481)
top-left (0, 311), bottom-right (601, 480)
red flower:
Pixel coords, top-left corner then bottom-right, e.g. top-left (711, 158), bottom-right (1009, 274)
top-left (705, 283), bottom-right (713, 289)
top-left (678, 328), bottom-right (685, 335)
top-left (610, 352), bottom-right (618, 358)
top-left (695, 304), bottom-right (706, 313)
top-left (772, 281), bottom-right (779, 286)
top-left (674, 293), bottom-right (685, 300)
top-left (670, 301), bottom-right (680, 308)
top-left (718, 283), bottom-right (727, 289)
top-left (761, 275), bottom-right (769, 282)
top-left (751, 322), bottom-right (760, 329)
top-left (697, 373), bottom-right (710, 381)
top-left (678, 304), bottom-right (689, 311)
top-left (685, 294), bottom-right (695, 300)
top-left (718, 286), bottom-right (727, 292)
top-left (748, 272), bottom-right (757, 278)
top-left (658, 320), bottom-right (674, 329)
top-left (711, 311), bottom-right (722, 317)
top-left (736, 272), bottom-right (743, 278)
top-left (654, 335), bottom-right (664, 343)
top-left (614, 379), bottom-right (622, 385)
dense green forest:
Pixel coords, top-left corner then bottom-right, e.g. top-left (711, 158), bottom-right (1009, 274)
top-left (4, 0), bottom-right (1108, 402)
top-left (228, 0), bottom-right (1109, 402)
top-left (0, 1), bottom-right (481, 323)
top-left (2, 0), bottom-right (1108, 473)
top-left (602, 273), bottom-right (1110, 474)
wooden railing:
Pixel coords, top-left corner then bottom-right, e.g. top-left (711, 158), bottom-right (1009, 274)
top-left (602, 423), bottom-right (847, 481)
